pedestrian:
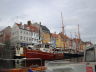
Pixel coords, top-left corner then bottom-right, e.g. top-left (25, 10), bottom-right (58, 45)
top-left (28, 67), bottom-right (33, 72)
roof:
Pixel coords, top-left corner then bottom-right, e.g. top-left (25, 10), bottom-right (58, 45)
top-left (41, 25), bottom-right (50, 33)
top-left (51, 33), bottom-right (58, 38)
top-left (24, 24), bottom-right (38, 32)
top-left (16, 23), bottom-right (38, 32)
top-left (29, 23), bottom-right (50, 33)
top-left (73, 38), bottom-right (81, 43)
top-left (59, 32), bottom-right (69, 39)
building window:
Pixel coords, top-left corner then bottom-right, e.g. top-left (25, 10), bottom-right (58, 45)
top-left (20, 30), bottom-right (22, 33)
top-left (36, 34), bottom-right (38, 37)
top-left (32, 38), bottom-right (33, 41)
top-left (29, 38), bottom-right (31, 41)
top-left (24, 37), bottom-right (25, 40)
top-left (20, 36), bottom-right (22, 40)
top-left (26, 32), bottom-right (28, 35)
top-left (24, 31), bottom-right (25, 34)
top-left (29, 32), bottom-right (31, 35)
top-left (28, 32), bottom-right (29, 35)
top-left (26, 37), bottom-right (28, 41)
top-left (34, 33), bottom-right (36, 36)
top-left (33, 32), bottom-right (34, 36)
top-left (34, 39), bottom-right (36, 41)
top-left (31, 32), bottom-right (33, 36)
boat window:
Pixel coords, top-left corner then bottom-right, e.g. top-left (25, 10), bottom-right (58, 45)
top-left (28, 47), bottom-right (32, 50)
top-left (45, 45), bottom-right (50, 48)
top-left (85, 47), bottom-right (95, 62)
top-left (17, 47), bottom-right (20, 50)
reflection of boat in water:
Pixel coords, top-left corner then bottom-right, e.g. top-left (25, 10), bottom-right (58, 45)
top-left (0, 58), bottom-right (47, 72)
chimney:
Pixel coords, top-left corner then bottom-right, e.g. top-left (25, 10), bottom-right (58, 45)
top-left (20, 22), bottom-right (22, 24)
top-left (54, 32), bottom-right (56, 34)
top-left (27, 21), bottom-right (32, 26)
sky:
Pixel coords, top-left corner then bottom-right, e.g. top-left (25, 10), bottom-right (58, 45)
top-left (0, 0), bottom-right (96, 43)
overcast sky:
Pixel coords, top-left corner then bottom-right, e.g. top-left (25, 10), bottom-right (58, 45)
top-left (0, 0), bottom-right (96, 43)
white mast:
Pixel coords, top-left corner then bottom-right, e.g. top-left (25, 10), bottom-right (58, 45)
top-left (61, 12), bottom-right (64, 35)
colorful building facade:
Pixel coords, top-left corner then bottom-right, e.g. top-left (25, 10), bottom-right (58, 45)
top-left (32, 22), bottom-right (51, 44)
top-left (11, 21), bottom-right (39, 46)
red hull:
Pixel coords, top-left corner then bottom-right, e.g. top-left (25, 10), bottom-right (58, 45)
top-left (25, 49), bottom-right (64, 60)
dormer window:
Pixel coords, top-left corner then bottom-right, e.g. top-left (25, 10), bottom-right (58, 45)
top-left (27, 27), bottom-right (30, 30)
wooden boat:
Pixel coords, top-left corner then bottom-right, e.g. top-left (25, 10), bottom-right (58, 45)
top-left (0, 66), bottom-right (47, 72)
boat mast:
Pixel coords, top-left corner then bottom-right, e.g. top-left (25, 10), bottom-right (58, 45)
top-left (75, 32), bottom-right (78, 53)
top-left (39, 22), bottom-right (42, 47)
top-left (78, 24), bottom-right (81, 51)
top-left (61, 12), bottom-right (65, 49)
top-left (78, 24), bottom-right (80, 40)
top-left (70, 32), bottom-right (72, 49)
top-left (61, 12), bottom-right (64, 35)
top-left (39, 22), bottom-right (41, 41)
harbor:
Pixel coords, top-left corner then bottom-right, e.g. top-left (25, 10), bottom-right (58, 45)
top-left (0, 20), bottom-right (92, 72)
top-left (0, 0), bottom-right (95, 71)
top-left (0, 41), bottom-right (84, 72)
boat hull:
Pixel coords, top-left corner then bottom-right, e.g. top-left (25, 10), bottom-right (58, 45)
top-left (26, 50), bottom-right (55, 60)
top-left (25, 49), bottom-right (64, 60)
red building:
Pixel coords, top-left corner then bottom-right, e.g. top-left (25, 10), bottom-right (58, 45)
top-left (0, 26), bottom-right (11, 43)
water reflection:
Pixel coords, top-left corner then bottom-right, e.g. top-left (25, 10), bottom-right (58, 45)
top-left (45, 57), bottom-right (83, 72)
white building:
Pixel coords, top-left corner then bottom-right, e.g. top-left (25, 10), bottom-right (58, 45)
top-left (11, 21), bottom-right (39, 47)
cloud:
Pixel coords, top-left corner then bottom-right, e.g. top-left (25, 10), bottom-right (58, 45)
top-left (0, 0), bottom-right (96, 43)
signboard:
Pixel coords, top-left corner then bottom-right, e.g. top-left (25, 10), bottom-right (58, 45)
top-left (86, 67), bottom-right (93, 72)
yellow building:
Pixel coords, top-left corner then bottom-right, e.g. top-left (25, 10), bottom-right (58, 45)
top-left (51, 33), bottom-right (70, 48)
top-left (56, 34), bottom-right (64, 48)
top-left (56, 33), bottom-right (70, 48)
top-left (42, 32), bottom-right (51, 44)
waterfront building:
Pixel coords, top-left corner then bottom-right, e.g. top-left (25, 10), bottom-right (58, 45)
top-left (0, 26), bottom-right (13, 59)
top-left (0, 26), bottom-right (11, 43)
top-left (84, 41), bottom-right (92, 47)
top-left (32, 22), bottom-right (51, 44)
top-left (55, 33), bottom-right (64, 48)
top-left (50, 33), bottom-right (58, 48)
top-left (56, 33), bottom-right (69, 49)
top-left (72, 38), bottom-right (89, 52)
top-left (11, 21), bottom-right (39, 47)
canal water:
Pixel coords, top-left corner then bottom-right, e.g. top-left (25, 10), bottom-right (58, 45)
top-left (45, 57), bottom-right (83, 72)
top-left (0, 57), bottom-right (83, 72)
